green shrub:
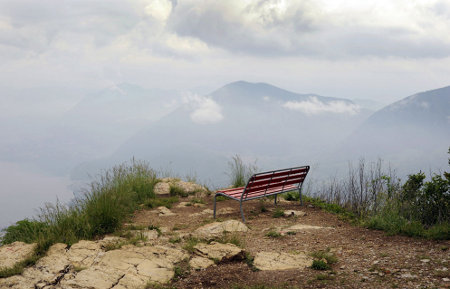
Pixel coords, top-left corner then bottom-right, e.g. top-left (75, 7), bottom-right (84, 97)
top-left (311, 259), bottom-right (330, 270)
top-left (283, 191), bottom-right (299, 201)
top-left (426, 223), bottom-right (450, 240)
top-left (311, 249), bottom-right (338, 265)
top-left (0, 219), bottom-right (48, 245)
top-left (272, 208), bottom-right (284, 218)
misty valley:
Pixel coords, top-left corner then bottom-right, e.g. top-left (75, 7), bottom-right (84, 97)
top-left (1, 81), bottom-right (449, 228)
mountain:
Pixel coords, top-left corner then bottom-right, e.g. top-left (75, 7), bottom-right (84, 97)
top-left (73, 81), bottom-right (371, 185)
top-left (0, 83), bottom-right (182, 175)
top-left (336, 85), bottom-right (450, 174)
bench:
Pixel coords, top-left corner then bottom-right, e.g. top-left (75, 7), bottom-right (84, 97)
top-left (213, 166), bottom-right (310, 222)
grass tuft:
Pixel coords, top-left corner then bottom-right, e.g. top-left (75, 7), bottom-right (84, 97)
top-left (266, 231), bottom-right (282, 238)
top-left (145, 197), bottom-right (179, 209)
top-left (182, 237), bottom-right (201, 253)
top-left (0, 159), bottom-right (158, 276)
top-left (272, 208), bottom-right (284, 218)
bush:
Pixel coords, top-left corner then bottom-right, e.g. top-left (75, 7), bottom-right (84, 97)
top-left (307, 153), bottom-right (449, 240)
top-left (1, 219), bottom-right (48, 245)
top-left (311, 260), bottom-right (330, 270)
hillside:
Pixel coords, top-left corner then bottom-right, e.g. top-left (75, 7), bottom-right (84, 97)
top-left (73, 81), bottom-right (370, 185)
top-left (0, 84), bottom-right (181, 175)
top-left (1, 182), bottom-right (448, 289)
top-left (335, 85), bottom-right (450, 174)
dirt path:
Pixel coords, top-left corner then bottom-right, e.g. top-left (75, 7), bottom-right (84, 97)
top-left (132, 195), bottom-right (450, 289)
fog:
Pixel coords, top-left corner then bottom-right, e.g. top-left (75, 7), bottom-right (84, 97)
top-left (1, 0), bottom-right (450, 229)
top-left (0, 162), bottom-right (73, 229)
top-left (2, 81), bottom-right (448, 229)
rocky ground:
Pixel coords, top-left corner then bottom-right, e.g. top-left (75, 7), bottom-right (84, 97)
top-left (1, 179), bottom-right (449, 289)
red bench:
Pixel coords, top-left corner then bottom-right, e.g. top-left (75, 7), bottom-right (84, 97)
top-left (213, 166), bottom-right (310, 222)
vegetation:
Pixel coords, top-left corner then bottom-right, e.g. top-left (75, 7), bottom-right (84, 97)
top-left (310, 249), bottom-right (338, 266)
top-left (169, 184), bottom-right (189, 197)
top-left (311, 259), bottom-right (330, 270)
top-left (215, 233), bottom-right (244, 247)
top-left (266, 231), bottom-right (282, 238)
top-left (272, 208), bottom-right (284, 218)
top-left (182, 237), bottom-right (201, 253)
top-left (145, 196), bottom-right (179, 209)
top-left (231, 285), bottom-right (300, 289)
top-left (304, 153), bottom-right (449, 240)
top-left (0, 159), bottom-right (158, 277)
top-left (227, 154), bottom-right (257, 188)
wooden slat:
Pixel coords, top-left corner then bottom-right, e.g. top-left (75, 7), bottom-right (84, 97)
top-left (216, 187), bottom-right (244, 194)
top-left (252, 167), bottom-right (308, 182)
top-left (247, 172), bottom-right (307, 188)
top-left (243, 184), bottom-right (298, 198)
top-left (245, 177), bottom-right (305, 195)
top-left (214, 166), bottom-right (309, 201)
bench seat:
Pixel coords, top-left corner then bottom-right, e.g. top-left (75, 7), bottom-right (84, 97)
top-left (213, 166), bottom-right (310, 222)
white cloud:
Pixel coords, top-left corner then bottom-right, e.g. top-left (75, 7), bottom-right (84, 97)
top-left (144, 0), bottom-right (172, 22)
top-left (183, 94), bottom-right (224, 124)
top-left (283, 97), bottom-right (360, 115)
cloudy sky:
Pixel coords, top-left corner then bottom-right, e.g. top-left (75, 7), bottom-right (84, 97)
top-left (1, 0), bottom-right (450, 108)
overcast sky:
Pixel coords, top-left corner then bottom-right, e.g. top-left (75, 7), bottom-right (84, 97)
top-left (1, 0), bottom-right (450, 107)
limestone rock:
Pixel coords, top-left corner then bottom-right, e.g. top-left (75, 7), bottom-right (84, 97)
top-left (194, 242), bottom-right (244, 262)
top-left (157, 206), bottom-right (176, 216)
top-left (217, 207), bottom-right (235, 215)
top-left (192, 203), bottom-right (205, 207)
top-left (191, 209), bottom-right (214, 217)
top-left (175, 181), bottom-right (206, 195)
top-left (0, 238), bottom-right (188, 289)
top-left (154, 182), bottom-right (171, 197)
top-left (194, 220), bottom-right (249, 239)
top-left (129, 229), bottom-right (159, 240)
top-left (189, 256), bottom-right (215, 270)
top-left (156, 178), bottom-right (208, 198)
top-left (253, 251), bottom-right (313, 271)
top-left (177, 201), bottom-right (191, 208)
top-left (283, 210), bottom-right (307, 217)
top-left (285, 224), bottom-right (333, 231)
top-left (0, 241), bottom-right (37, 270)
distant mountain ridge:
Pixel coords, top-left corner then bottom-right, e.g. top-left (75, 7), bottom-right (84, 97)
top-left (210, 81), bottom-right (356, 106)
top-left (72, 81), bottom-right (371, 185)
top-left (364, 85), bottom-right (450, 129)
top-left (335, 85), bottom-right (450, 175)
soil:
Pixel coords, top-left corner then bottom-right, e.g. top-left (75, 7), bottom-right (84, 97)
top-left (132, 195), bottom-right (450, 289)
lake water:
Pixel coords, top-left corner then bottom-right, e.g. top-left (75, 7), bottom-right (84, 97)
top-left (0, 161), bottom-right (74, 230)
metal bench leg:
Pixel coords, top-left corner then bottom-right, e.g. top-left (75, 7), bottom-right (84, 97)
top-left (274, 194), bottom-right (277, 205)
top-left (299, 188), bottom-right (303, 206)
top-left (240, 201), bottom-right (246, 223)
top-left (213, 195), bottom-right (217, 219)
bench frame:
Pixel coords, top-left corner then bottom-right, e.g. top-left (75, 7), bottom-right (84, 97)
top-left (213, 165), bottom-right (310, 222)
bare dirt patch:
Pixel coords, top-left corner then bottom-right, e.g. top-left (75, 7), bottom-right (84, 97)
top-left (132, 196), bottom-right (450, 289)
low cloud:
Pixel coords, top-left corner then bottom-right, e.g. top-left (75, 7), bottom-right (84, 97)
top-left (183, 94), bottom-right (224, 124)
top-left (283, 97), bottom-right (360, 115)
top-left (144, 0), bottom-right (173, 22)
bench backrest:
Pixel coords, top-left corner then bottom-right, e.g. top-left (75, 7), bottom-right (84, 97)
top-left (241, 166), bottom-right (310, 200)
